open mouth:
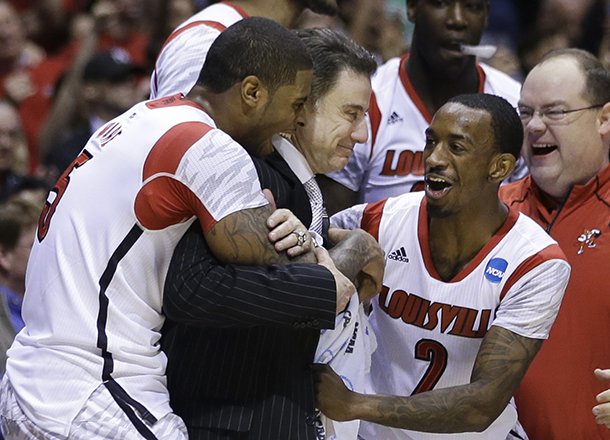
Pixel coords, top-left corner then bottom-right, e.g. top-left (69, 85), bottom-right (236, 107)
top-left (531, 143), bottom-right (558, 156)
top-left (425, 175), bottom-right (453, 199)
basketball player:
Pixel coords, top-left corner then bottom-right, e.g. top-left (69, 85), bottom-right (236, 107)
top-left (0, 18), bottom-right (355, 440)
top-left (321, 0), bottom-right (524, 213)
top-left (151, 0), bottom-right (339, 99)
top-left (315, 94), bottom-right (571, 439)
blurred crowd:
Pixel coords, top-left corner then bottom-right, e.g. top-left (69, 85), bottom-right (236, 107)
top-left (0, 0), bottom-right (608, 202)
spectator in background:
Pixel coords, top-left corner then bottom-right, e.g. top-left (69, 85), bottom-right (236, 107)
top-left (320, 0), bottom-right (523, 214)
top-left (0, 100), bottom-right (47, 203)
top-left (43, 49), bottom-right (146, 182)
top-left (0, 194), bottom-right (40, 375)
top-left (501, 48), bottom-right (610, 440)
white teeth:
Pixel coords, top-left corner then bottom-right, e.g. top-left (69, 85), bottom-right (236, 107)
top-left (532, 144), bottom-right (555, 148)
top-left (428, 176), bottom-right (447, 183)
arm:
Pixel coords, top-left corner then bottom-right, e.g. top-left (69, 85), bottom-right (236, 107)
top-left (594, 369), bottom-right (610, 428)
top-left (164, 221), bottom-right (342, 328)
top-left (327, 227), bottom-right (384, 302)
top-left (315, 326), bottom-right (542, 433)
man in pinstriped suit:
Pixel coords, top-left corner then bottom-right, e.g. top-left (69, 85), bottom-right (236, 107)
top-left (161, 29), bottom-right (382, 439)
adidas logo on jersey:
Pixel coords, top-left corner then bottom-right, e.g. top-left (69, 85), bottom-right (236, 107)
top-left (387, 111), bottom-right (403, 124)
top-left (388, 247), bottom-right (409, 263)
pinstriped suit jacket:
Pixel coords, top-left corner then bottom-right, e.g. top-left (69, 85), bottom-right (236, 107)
top-left (162, 152), bottom-right (336, 440)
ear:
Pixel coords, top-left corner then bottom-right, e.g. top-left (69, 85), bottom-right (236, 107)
top-left (406, 0), bottom-right (416, 23)
top-left (597, 101), bottom-right (610, 137)
top-left (240, 75), bottom-right (268, 111)
top-left (488, 153), bottom-right (516, 183)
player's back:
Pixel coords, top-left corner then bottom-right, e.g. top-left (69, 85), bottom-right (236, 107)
top-left (6, 96), bottom-right (216, 436)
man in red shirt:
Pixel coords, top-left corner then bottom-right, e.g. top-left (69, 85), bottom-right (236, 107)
top-left (500, 48), bottom-right (610, 440)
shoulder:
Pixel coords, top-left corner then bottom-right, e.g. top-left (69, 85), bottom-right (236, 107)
top-left (480, 63), bottom-right (521, 105)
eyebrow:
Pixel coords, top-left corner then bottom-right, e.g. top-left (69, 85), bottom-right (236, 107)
top-left (342, 103), bottom-right (366, 112)
top-left (517, 100), bottom-right (568, 108)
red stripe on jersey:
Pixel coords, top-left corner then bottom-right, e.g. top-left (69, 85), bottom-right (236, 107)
top-left (222, 1), bottom-right (250, 18)
top-left (476, 64), bottom-right (486, 93)
top-left (142, 121), bottom-right (213, 179)
top-left (368, 91), bottom-right (381, 161)
top-left (135, 176), bottom-right (215, 231)
top-left (398, 55), bottom-right (487, 123)
top-left (135, 121), bottom-right (215, 231)
top-left (362, 199), bottom-right (387, 241)
top-left (399, 54), bottom-right (433, 123)
top-left (499, 243), bottom-right (567, 301)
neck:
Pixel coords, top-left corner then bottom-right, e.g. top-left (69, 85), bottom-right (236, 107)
top-left (229, 0), bottom-right (305, 27)
top-left (407, 46), bottom-right (479, 116)
top-left (428, 198), bottom-right (508, 281)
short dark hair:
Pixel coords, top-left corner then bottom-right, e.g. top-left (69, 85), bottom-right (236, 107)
top-left (295, 28), bottom-right (377, 104)
top-left (447, 93), bottom-right (523, 160)
top-left (539, 48), bottom-right (610, 106)
top-left (197, 17), bottom-right (313, 94)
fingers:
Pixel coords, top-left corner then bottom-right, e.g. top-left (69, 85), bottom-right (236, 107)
top-left (267, 209), bottom-right (313, 256)
top-left (262, 189), bottom-right (277, 211)
top-left (593, 369), bottom-right (610, 428)
top-left (595, 369), bottom-right (610, 381)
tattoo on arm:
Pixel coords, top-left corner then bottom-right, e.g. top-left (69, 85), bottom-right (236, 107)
top-left (356, 326), bottom-right (542, 433)
top-left (206, 205), bottom-right (313, 265)
top-left (328, 229), bottom-right (377, 281)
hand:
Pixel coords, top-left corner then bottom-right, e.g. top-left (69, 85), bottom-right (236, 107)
top-left (355, 244), bottom-right (384, 303)
top-left (593, 369), bottom-right (610, 428)
top-left (312, 363), bottom-right (357, 422)
top-left (267, 208), bottom-right (313, 257)
top-left (314, 247), bottom-right (355, 313)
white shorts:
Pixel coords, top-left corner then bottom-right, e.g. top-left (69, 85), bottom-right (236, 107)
top-left (0, 375), bottom-right (187, 439)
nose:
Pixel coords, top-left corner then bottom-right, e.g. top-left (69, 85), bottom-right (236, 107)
top-left (424, 142), bottom-right (449, 170)
top-left (447, 2), bottom-right (467, 28)
top-left (351, 117), bottom-right (368, 144)
top-left (523, 111), bottom-right (547, 134)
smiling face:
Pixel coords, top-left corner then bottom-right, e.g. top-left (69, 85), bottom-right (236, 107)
top-left (424, 102), bottom-right (497, 217)
top-left (409, 0), bottom-right (489, 75)
top-left (519, 56), bottom-right (609, 199)
top-left (294, 69), bottom-right (371, 174)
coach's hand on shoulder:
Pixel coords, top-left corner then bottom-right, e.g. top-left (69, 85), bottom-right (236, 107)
top-left (594, 369), bottom-right (610, 428)
top-left (314, 246), bottom-right (355, 313)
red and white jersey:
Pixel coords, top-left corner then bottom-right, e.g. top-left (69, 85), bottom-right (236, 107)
top-left (6, 94), bottom-right (268, 436)
top-left (327, 55), bottom-right (522, 204)
top-left (150, 2), bottom-right (248, 98)
top-left (331, 193), bottom-right (570, 440)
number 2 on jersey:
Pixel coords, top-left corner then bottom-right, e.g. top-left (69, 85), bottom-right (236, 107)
top-left (411, 339), bottom-right (448, 395)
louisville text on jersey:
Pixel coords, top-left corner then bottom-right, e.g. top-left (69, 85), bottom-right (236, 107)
top-left (377, 285), bottom-right (492, 339)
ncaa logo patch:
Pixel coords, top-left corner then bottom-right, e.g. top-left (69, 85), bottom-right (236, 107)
top-left (484, 258), bottom-right (508, 283)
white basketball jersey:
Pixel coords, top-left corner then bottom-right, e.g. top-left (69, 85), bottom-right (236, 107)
top-left (6, 94), bottom-right (267, 436)
top-left (331, 193), bottom-right (570, 439)
top-left (327, 55), bottom-right (522, 203)
top-left (150, 2), bottom-right (247, 98)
